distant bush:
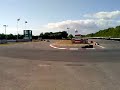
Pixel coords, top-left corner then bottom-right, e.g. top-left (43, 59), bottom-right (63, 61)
top-left (86, 26), bottom-right (120, 38)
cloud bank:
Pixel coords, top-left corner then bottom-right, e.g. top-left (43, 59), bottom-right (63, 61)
top-left (46, 10), bottom-right (120, 34)
top-left (84, 10), bottom-right (120, 19)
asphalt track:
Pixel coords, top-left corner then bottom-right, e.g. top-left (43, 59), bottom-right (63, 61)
top-left (0, 40), bottom-right (120, 90)
top-left (90, 39), bottom-right (120, 49)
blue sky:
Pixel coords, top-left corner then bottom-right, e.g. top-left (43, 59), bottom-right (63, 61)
top-left (0, 0), bottom-right (120, 35)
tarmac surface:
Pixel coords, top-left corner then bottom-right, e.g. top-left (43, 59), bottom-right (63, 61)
top-left (0, 40), bottom-right (120, 90)
top-left (90, 39), bottom-right (120, 49)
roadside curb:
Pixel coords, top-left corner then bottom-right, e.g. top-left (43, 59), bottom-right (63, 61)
top-left (50, 44), bottom-right (96, 50)
top-left (50, 44), bottom-right (68, 50)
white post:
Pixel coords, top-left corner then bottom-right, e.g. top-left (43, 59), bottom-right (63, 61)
top-left (3, 25), bottom-right (8, 40)
top-left (25, 22), bottom-right (26, 30)
top-left (17, 18), bottom-right (20, 40)
top-left (17, 21), bottom-right (18, 40)
top-left (67, 28), bottom-right (70, 35)
top-left (25, 21), bottom-right (28, 30)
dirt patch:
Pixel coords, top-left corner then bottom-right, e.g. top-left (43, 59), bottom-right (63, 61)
top-left (52, 40), bottom-right (89, 47)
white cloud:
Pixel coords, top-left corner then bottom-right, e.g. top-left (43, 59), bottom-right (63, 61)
top-left (84, 10), bottom-right (120, 19)
top-left (45, 10), bottom-right (120, 34)
top-left (46, 20), bottom-right (99, 34)
top-left (47, 20), bottom-right (97, 29)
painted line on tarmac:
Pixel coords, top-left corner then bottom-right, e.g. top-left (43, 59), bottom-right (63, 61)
top-left (50, 44), bottom-right (67, 50)
top-left (38, 64), bottom-right (51, 67)
top-left (86, 48), bottom-right (96, 50)
top-left (69, 48), bottom-right (79, 50)
top-left (97, 45), bottom-right (105, 49)
top-left (58, 48), bottom-right (67, 50)
top-left (92, 41), bottom-right (105, 49)
top-left (50, 44), bottom-right (96, 50)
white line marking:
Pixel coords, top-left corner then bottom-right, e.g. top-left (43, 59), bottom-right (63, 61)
top-left (86, 48), bottom-right (96, 50)
top-left (50, 44), bottom-right (57, 48)
top-left (93, 41), bottom-right (105, 49)
top-left (58, 48), bottom-right (67, 50)
top-left (38, 64), bottom-right (50, 67)
top-left (97, 45), bottom-right (105, 49)
top-left (50, 44), bottom-right (67, 50)
top-left (69, 48), bottom-right (79, 50)
top-left (50, 44), bottom-right (96, 50)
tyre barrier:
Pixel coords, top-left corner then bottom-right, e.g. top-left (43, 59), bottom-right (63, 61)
top-left (82, 45), bottom-right (93, 48)
top-left (0, 40), bottom-right (7, 44)
top-left (94, 42), bottom-right (99, 45)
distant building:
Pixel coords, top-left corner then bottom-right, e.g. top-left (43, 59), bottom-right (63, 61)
top-left (23, 30), bottom-right (32, 41)
top-left (72, 34), bottom-right (88, 44)
top-left (75, 34), bottom-right (81, 39)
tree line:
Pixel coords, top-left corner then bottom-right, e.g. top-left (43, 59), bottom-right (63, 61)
top-left (0, 34), bottom-right (24, 40)
top-left (39, 31), bottom-right (68, 39)
top-left (86, 26), bottom-right (120, 38)
top-left (0, 31), bottom-right (70, 40)
top-left (2, 25), bottom-right (120, 39)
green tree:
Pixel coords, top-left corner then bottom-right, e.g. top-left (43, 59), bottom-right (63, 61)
top-left (39, 33), bottom-right (44, 37)
top-left (0, 34), bottom-right (5, 39)
top-left (61, 31), bottom-right (68, 38)
top-left (68, 34), bottom-right (74, 39)
top-left (86, 25), bottom-right (120, 38)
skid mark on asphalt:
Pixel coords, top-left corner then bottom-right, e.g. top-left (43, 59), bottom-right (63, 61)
top-left (65, 63), bottom-right (85, 66)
